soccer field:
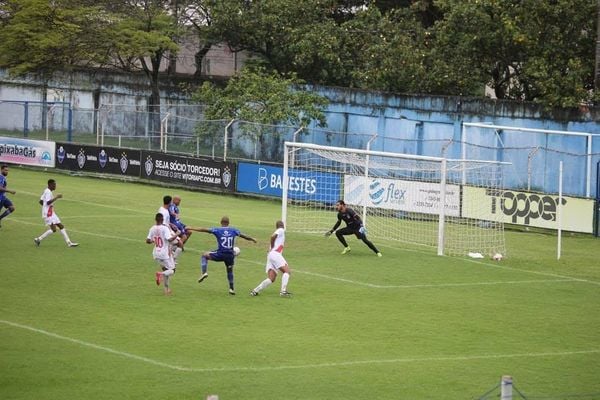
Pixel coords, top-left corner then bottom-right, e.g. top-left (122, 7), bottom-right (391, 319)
top-left (1, 168), bottom-right (599, 400)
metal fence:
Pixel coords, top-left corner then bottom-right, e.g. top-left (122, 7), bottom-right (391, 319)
top-left (0, 100), bottom-right (598, 198)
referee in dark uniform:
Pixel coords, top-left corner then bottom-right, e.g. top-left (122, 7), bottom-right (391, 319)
top-left (325, 200), bottom-right (382, 257)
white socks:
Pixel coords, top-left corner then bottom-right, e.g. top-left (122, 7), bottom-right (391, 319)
top-left (38, 229), bottom-right (53, 241)
top-left (60, 229), bottom-right (72, 244)
top-left (281, 272), bottom-right (290, 292)
top-left (254, 278), bottom-right (272, 293)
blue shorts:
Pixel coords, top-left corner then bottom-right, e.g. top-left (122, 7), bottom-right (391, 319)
top-left (172, 221), bottom-right (187, 234)
top-left (0, 197), bottom-right (13, 210)
top-left (209, 250), bottom-right (235, 267)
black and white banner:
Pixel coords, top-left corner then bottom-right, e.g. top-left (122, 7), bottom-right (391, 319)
top-left (55, 142), bottom-right (141, 177)
top-left (141, 150), bottom-right (236, 192)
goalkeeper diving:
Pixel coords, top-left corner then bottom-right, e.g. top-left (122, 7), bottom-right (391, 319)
top-left (325, 200), bottom-right (382, 257)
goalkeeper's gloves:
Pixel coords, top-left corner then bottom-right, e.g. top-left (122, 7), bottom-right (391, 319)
top-left (358, 226), bottom-right (367, 235)
top-left (324, 230), bottom-right (333, 237)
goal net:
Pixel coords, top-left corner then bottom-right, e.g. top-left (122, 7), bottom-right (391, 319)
top-left (282, 142), bottom-right (508, 257)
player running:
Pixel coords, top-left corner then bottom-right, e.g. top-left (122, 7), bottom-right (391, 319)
top-left (0, 165), bottom-right (16, 228)
top-left (250, 220), bottom-right (292, 297)
top-left (325, 200), bottom-right (382, 257)
top-left (188, 216), bottom-right (257, 295)
top-left (34, 179), bottom-right (78, 247)
top-left (146, 213), bottom-right (179, 295)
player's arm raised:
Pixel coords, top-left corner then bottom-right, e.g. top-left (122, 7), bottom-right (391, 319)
top-left (186, 226), bottom-right (211, 233)
top-left (240, 233), bottom-right (257, 243)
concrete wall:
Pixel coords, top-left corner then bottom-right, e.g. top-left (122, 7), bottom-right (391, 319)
top-left (1, 68), bottom-right (599, 197)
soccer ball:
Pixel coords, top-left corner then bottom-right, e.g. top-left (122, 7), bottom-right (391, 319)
top-left (492, 253), bottom-right (503, 261)
top-left (233, 246), bottom-right (241, 256)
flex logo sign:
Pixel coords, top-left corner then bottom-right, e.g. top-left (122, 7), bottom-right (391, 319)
top-left (345, 175), bottom-right (460, 217)
top-left (491, 191), bottom-right (567, 225)
top-left (369, 180), bottom-right (406, 206)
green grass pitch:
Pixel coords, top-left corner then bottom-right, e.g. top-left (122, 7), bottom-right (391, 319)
top-left (1, 167), bottom-right (599, 399)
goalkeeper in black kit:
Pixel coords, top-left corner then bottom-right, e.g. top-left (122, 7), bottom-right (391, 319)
top-left (325, 200), bottom-right (382, 257)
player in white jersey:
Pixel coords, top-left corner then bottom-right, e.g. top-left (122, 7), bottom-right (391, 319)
top-left (146, 213), bottom-right (178, 295)
top-left (159, 195), bottom-right (183, 263)
top-left (250, 220), bottom-right (292, 297)
top-left (33, 179), bottom-right (78, 248)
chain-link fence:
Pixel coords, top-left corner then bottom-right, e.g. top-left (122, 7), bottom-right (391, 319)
top-left (1, 100), bottom-right (598, 197)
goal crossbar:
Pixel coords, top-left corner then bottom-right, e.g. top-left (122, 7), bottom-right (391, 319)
top-left (282, 141), bottom-right (508, 257)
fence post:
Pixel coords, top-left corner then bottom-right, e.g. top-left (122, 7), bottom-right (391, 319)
top-left (363, 133), bottom-right (377, 226)
top-left (23, 101), bottom-right (29, 137)
top-left (223, 119), bottom-right (235, 161)
top-left (67, 105), bottom-right (73, 142)
top-left (595, 161), bottom-right (600, 237)
top-left (500, 376), bottom-right (513, 400)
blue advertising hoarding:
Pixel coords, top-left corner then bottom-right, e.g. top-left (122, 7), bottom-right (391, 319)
top-left (237, 162), bottom-right (341, 203)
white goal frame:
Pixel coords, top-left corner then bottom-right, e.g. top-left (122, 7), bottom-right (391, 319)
top-left (282, 141), bottom-right (509, 257)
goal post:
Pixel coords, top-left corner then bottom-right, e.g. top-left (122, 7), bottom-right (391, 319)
top-left (282, 141), bottom-right (509, 257)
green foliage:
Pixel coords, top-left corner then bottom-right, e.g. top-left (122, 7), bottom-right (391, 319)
top-left (192, 66), bottom-right (328, 126)
top-left (0, 0), bottom-right (596, 109)
top-left (432, 0), bottom-right (596, 105)
top-left (0, 0), bottom-right (111, 77)
top-left (192, 66), bottom-right (328, 158)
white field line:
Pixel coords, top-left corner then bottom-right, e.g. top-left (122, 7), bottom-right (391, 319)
top-left (2, 319), bottom-right (599, 373)
top-left (9, 217), bottom-right (597, 289)
top-left (16, 190), bottom-right (216, 224)
top-left (293, 270), bottom-right (576, 289)
top-left (17, 190), bottom-right (598, 286)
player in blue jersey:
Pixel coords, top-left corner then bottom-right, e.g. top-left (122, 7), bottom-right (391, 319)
top-left (0, 165), bottom-right (16, 228)
top-left (168, 195), bottom-right (191, 246)
top-left (188, 216), bottom-right (257, 295)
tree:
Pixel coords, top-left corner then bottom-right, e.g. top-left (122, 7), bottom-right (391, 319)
top-left (183, 0), bottom-right (218, 77)
top-left (206, 0), bottom-right (363, 86)
top-left (0, 0), bottom-right (184, 135)
top-left (191, 66), bottom-right (329, 159)
top-left (97, 0), bottom-right (181, 134)
top-left (0, 0), bottom-right (110, 78)
top-left (431, 0), bottom-right (597, 106)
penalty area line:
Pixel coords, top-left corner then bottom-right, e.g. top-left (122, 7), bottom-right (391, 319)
top-left (2, 319), bottom-right (599, 373)
top-left (294, 269), bottom-right (576, 289)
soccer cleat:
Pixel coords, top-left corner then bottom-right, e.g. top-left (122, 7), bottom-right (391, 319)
top-left (250, 290), bottom-right (259, 296)
top-left (68, 242), bottom-right (79, 247)
top-left (197, 273), bottom-right (208, 283)
top-left (377, 252), bottom-right (382, 257)
top-left (228, 288), bottom-right (236, 295)
top-left (34, 238), bottom-right (41, 247)
top-left (155, 271), bottom-right (162, 286)
top-left (280, 291), bottom-right (292, 297)
top-left (341, 247), bottom-right (351, 255)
